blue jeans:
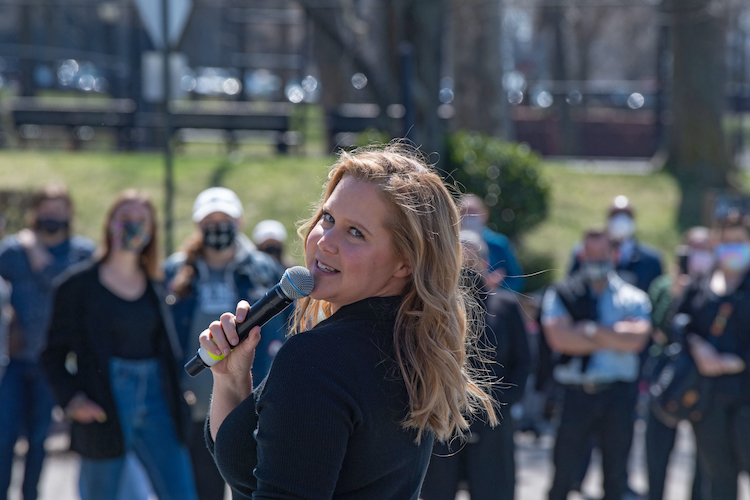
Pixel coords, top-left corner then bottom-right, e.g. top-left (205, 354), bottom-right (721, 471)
top-left (79, 358), bottom-right (197, 500)
top-left (0, 359), bottom-right (55, 500)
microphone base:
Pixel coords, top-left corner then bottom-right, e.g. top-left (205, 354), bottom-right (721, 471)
top-left (184, 355), bottom-right (208, 377)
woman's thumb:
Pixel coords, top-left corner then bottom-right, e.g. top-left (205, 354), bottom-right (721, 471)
top-left (235, 326), bottom-right (261, 359)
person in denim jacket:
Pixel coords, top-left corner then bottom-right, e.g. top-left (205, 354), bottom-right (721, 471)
top-left (164, 187), bottom-right (285, 500)
top-left (0, 184), bottom-right (95, 500)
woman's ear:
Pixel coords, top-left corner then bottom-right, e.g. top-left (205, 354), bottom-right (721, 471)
top-left (393, 261), bottom-right (412, 279)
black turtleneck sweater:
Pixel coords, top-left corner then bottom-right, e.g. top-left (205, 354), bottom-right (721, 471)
top-left (207, 296), bottom-right (433, 500)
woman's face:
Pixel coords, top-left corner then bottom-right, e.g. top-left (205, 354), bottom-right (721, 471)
top-left (109, 200), bottom-right (153, 252)
top-left (305, 176), bottom-right (411, 312)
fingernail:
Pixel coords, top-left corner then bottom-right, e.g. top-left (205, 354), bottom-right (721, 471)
top-left (223, 348), bottom-right (231, 355)
top-left (231, 337), bottom-right (239, 345)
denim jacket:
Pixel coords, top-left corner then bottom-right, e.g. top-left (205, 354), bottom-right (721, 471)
top-left (0, 234), bottom-right (95, 362)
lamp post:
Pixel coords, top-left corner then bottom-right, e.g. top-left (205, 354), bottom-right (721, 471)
top-left (161, 0), bottom-right (174, 255)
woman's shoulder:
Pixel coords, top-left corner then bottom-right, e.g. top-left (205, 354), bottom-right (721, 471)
top-left (53, 258), bottom-right (98, 290)
top-left (274, 317), bottom-right (386, 375)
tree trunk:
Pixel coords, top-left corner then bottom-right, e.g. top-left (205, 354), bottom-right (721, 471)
top-left (659, 0), bottom-right (736, 229)
top-left (451, 0), bottom-right (506, 138)
top-left (302, 0), bottom-right (447, 163)
top-left (402, 0), bottom-right (447, 163)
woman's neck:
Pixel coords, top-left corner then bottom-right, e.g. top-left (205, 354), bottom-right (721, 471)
top-left (100, 251), bottom-right (147, 300)
top-left (103, 250), bottom-right (143, 275)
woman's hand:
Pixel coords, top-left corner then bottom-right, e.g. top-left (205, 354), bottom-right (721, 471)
top-left (18, 229), bottom-right (52, 272)
top-left (203, 301), bottom-right (261, 440)
top-left (199, 300), bottom-right (261, 382)
top-left (66, 392), bottom-right (107, 424)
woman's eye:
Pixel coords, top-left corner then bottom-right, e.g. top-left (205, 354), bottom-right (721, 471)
top-left (349, 227), bottom-right (363, 238)
top-left (321, 212), bottom-right (334, 224)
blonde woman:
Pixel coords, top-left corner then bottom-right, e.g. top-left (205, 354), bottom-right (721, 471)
top-left (200, 146), bottom-right (497, 499)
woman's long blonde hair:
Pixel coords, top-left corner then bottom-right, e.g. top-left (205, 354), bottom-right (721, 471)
top-left (293, 144), bottom-right (498, 443)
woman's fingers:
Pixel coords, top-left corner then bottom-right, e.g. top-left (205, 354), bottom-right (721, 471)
top-left (220, 312), bottom-right (240, 347)
top-left (236, 300), bottom-right (251, 323)
top-left (198, 300), bottom-right (257, 362)
top-left (207, 318), bottom-right (232, 356)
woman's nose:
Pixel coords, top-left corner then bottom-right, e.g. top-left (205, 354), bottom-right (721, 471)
top-left (316, 227), bottom-right (338, 254)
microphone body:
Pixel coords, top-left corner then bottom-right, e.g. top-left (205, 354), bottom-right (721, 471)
top-left (184, 266), bottom-right (313, 377)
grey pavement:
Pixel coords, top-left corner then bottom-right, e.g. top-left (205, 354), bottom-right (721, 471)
top-left (8, 420), bottom-right (750, 500)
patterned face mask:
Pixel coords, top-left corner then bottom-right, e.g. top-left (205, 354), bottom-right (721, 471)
top-left (203, 222), bottom-right (236, 251)
top-left (715, 242), bottom-right (750, 274)
top-left (112, 220), bottom-right (152, 252)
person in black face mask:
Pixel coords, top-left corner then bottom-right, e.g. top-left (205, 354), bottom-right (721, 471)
top-left (0, 184), bottom-right (95, 500)
top-left (252, 219), bottom-right (292, 272)
top-left (163, 187), bottom-right (284, 500)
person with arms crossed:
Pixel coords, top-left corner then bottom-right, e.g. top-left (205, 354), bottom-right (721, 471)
top-left (542, 227), bottom-right (651, 500)
top-left (673, 213), bottom-right (750, 500)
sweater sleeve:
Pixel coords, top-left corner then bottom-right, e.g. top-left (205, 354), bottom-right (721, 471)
top-left (502, 299), bottom-right (531, 407)
top-left (40, 273), bottom-right (86, 407)
top-left (252, 332), bottom-right (361, 500)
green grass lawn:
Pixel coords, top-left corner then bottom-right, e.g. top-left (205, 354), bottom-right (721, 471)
top-left (0, 150), bottom-right (691, 291)
top-left (521, 164), bottom-right (683, 288)
top-left (0, 150), bottom-right (333, 264)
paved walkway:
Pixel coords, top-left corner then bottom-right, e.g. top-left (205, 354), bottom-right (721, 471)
top-left (11, 419), bottom-right (749, 500)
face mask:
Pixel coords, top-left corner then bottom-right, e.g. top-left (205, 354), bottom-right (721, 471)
top-left (688, 250), bottom-right (714, 276)
top-left (203, 223), bottom-right (236, 251)
top-left (112, 220), bottom-right (151, 252)
top-left (608, 214), bottom-right (635, 241)
top-left (580, 261), bottom-right (614, 283)
top-left (715, 243), bottom-right (750, 273)
top-left (260, 245), bottom-right (283, 260)
top-left (36, 218), bottom-right (69, 234)
top-left (461, 214), bottom-right (485, 233)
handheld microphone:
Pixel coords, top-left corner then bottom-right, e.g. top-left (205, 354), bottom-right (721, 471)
top-left (184, 266), bottom-right (314, 377)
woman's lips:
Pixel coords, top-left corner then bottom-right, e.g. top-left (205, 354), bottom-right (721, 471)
top-left (316, 260), bottom-right (339, 273)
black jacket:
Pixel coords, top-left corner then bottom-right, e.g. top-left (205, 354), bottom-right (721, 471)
top-left (41, 260), bottom-right (190, 459)
top-left (673, 272), bottom-right (750, 402)
top-left (536, 273), bottom-right (597, 389)
top-left (483, 289), bottom-right (531, 409)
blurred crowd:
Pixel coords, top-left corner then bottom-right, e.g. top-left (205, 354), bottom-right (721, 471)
top-left (0, 183), bottom-right (748, 500)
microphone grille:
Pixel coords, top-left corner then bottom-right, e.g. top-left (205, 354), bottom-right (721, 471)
top-left (280, 266), bottom-right (314, 300)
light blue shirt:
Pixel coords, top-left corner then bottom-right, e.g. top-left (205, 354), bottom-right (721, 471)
top-left (541, 272), bottom-right (651, 384)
